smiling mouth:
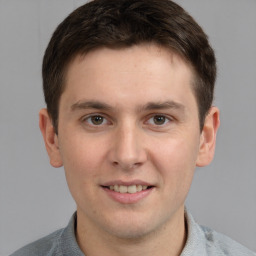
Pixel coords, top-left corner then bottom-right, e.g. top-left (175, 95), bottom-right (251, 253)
top-left (103, 185), bottom-right (153, 194)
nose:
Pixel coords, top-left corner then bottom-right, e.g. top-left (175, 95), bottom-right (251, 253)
top-left (109, 123), bottom-right (147, 171)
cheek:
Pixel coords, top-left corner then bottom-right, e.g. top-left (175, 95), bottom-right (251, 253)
top-left (150, 136), bottom-right (199, 190)
top-left (60, 133), bottom-right (105, 169)
top-left (59, 135), bottom-right (108, 194)
top-left (60, 139), bottom-right (103, 208)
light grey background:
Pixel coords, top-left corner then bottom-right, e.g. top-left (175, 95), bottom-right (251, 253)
top-left (0, 0), bottom-right (255, 255)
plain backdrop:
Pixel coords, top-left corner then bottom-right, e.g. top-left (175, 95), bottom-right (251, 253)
top-left (0, 0), bottom-right (255, 255)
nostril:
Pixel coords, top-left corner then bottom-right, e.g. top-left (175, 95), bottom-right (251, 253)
top-left (112, 161), bottom-right (119, 166)
top-left (111, 161), bottom-right (142, 170)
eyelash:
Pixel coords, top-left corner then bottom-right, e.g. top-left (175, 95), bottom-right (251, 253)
top-left (146, 115), bottom-right (172, 126)
top-left (81, 114), bottom-right (173, 128)
top-left (82, 114), bottom-right (111, 127)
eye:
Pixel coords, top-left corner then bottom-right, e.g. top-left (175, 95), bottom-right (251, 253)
top-left (147, 115), bottom-right (171, 126)
top-left (84, 115), bottom-right (108, 126)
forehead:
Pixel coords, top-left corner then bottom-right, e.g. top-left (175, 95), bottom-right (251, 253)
top-left (69, 44), bottom-right (192, 73)
top-left (61, 44), bottom-right (196, 109)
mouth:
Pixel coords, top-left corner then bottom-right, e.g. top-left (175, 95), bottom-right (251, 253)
top-left (100, 181), bottom-right (155, 204)
top-left (102, 184), bottom-right (153, 194)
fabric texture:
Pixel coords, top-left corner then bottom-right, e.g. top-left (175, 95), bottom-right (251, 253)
top-left (10, 211), bottom-right (256, 256)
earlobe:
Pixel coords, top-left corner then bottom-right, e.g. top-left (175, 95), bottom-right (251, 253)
top-left (39, 108), bottom-right (63, 168)
top-left (196, 107), bottom-right (220, 167)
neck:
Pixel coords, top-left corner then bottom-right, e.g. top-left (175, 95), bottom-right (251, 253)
top-left (76, 207), bottom-right (187, 256)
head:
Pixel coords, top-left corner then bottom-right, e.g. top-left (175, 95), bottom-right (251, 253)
top-left (42, 0), bottom-right (216, 133)
top-left (39, 0), bottom-right (220, 248)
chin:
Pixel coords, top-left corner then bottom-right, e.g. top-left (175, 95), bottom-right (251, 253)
top-left (102, 213), bottom-right (161, 240)
top-left (106, 225), bottom-right (152, 240)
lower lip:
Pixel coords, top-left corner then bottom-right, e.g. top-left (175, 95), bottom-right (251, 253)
top-left (102, 187), bottom-right (154, 204)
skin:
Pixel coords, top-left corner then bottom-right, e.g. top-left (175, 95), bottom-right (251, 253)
top-left (39, 44), bottom-right (220, 256)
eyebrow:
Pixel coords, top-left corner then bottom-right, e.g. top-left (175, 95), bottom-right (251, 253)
top-left (142, 101), bottom-right (185, 112)
top-left (70, 100), bottom-right (185, 112)
top-left (71, 100), bottom-right (113, 111)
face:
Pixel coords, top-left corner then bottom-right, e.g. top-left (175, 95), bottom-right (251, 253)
top-left (40, 44), bottom-right (219, 240)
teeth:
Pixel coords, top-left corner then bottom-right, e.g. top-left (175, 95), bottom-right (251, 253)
top-left (137, 185), bottom-right (142, 192)
top-left (119, 185), bottom-right (128, 193)
top-left (114, 184), bottom-right (119, 192)
top-left (127, 185), bottom-right (137, 193)
top-left (108, 184), bottom-right (149, 193)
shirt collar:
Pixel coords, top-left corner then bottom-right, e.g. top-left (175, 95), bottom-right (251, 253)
top-left (58, 212), bottom-right (85, 256)
top-left (181, 209), bottom-right (207, 255)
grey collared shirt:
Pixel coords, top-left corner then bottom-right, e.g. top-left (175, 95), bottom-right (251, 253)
top-left (10, 211), bottom-right (256, 256)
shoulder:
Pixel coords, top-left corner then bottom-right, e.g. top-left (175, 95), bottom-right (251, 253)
top-left (10, 213), bottom-right (83, 256)
top-left (200, 225), bottom-right (256, 256)
top-left (10, 228), bottom-right (64, 256)
top-left (183, 210), bottom-right (256, 256)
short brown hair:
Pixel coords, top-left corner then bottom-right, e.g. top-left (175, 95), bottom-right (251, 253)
top-left (43, 0), bottom-right (216, 132)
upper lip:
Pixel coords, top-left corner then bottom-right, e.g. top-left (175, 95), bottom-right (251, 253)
top-left (101, 179), bottom-right (154, 187)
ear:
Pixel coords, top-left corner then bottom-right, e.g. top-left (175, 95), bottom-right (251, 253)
top-left (39, 108), bottom-right (63, 168)
top-left (196, 107), bottom-right (220, 167)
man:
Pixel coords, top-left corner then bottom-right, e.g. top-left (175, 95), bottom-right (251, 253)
top-left (11, 0), bottom-right (255, 255)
